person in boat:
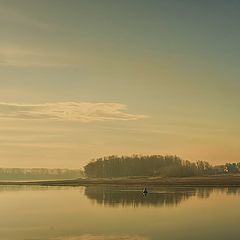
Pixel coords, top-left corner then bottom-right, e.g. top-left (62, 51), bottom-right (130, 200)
top-left (143, 187), bottom-right (148, 195)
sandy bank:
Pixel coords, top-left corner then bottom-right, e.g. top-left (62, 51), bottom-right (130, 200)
top-left (1, 175), bottom-right (240, 187)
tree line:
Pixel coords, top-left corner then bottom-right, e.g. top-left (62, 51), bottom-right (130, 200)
top-left (2, 156), bottom-right (239, 180)
top-left (0, 168), bottom-right (84, 180)
top-left (84, 155), bottom-right (239, 178)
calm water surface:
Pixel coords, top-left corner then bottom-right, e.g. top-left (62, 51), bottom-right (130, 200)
top-left (0, 185), bottom-right (240, 240)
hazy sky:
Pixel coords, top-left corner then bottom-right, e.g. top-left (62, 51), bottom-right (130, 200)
top-left (0, 0), bottom-right (240, 168)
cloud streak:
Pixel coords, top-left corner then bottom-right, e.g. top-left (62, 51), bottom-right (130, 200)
top-left (0, 102), bottom-right (148, 122)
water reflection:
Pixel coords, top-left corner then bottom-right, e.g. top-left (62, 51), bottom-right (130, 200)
top-left (0, 185), bottom-right (73, 192)
top-left (0, 185), bottom-right (240, 240)
top-left (84, 186), bottom-right (240, 207)
top-left (1, 185), bottom-right (240, 208)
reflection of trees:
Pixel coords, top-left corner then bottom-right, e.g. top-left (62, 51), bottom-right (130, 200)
top-left (225, 187), bottom-right (240, 195)
top-left (84, 186), bottom-right (203, 207)
top-left (196, 187), bottom-right (213, 199)
top-left (84, 186), bottom-right (240, 208)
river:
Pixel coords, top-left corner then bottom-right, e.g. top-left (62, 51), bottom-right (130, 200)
top-left (0, 185), bottom-right (239, 240)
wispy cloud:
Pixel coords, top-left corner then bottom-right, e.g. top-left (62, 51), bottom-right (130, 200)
top-left (0, 102), bottom-right (148, 122)
top-left (50, 234), bottom-right (149, 240)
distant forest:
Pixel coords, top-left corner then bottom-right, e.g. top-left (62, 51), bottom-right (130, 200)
top-left (0, 168), bottom-right (84, 180)
top-left (2, 155), bottom-right (239, 180)
top-left (84, 155), bottom-right (239, 178)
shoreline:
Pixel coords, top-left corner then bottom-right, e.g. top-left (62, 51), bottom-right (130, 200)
top-left (1, 175), bottom-right (240, 187)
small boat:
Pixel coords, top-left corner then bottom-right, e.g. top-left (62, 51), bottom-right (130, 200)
top-left (143, 187), bottom-right (148, 195)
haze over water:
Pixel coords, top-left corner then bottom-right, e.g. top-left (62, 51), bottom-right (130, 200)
top-left (0, 186), bottom-right (239, 240)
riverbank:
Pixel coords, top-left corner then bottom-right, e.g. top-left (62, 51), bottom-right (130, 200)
top-left (1, 175), bottom-right (240, 187)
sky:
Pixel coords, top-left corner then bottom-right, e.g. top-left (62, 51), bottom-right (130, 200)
top-left (0, 0), bottom-right (240, 168)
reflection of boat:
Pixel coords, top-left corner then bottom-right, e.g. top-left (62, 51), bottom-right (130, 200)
top-left (143, 187), bottom-right (148, 195)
